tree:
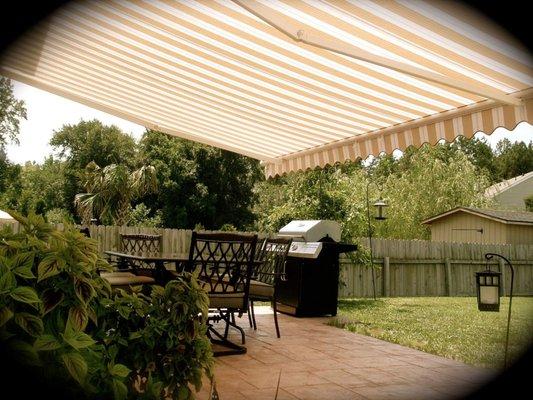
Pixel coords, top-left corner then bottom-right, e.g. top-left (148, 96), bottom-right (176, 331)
top-left (494, 138), bottom-right (533, 180)
top-left (254, 143), bottom-right (492, 240)
top-left (75, 161), bottom-right (158, 225)
top-left (50, 119), bottom-right (138, 217)
top-left (376, 145), bottom-right (492, 239)
top-left (0, 76), bottom-right (27, 148)
top-left (139, 130), bottom-right (262, 229)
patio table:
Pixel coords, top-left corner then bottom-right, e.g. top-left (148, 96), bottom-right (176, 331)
top-left (104, 250), bottom-right (189, 284)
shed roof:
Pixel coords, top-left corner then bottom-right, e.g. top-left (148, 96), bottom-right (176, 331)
top-left (1, 0), bottom-right (532, 177)
top-left (422, 207), bottom-right (533, 225)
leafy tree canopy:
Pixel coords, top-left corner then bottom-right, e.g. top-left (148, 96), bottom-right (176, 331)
top-left (0, 76), bottom-right (26, 148)
top-left (494, 138), bottom-right (533, 180)
top-left (49, 120), bottom-right (138, 217)
top-left (50, 119), bottom-right (137, 169)
top-left (254, 143), bottom-right (492, 240)
top-left (139, 130), bottom-right (263, 230)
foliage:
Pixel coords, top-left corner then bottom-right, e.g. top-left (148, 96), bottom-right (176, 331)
top-left (127, 203), bottom-right (163, 228)
top-left (45, 208), bottom-right (76, 225)
top-left (0, 76), bottom-right (27, 148)
top-left (376, 145), bottom-right (492, 239)
top-left (332, 297), bottom-right (533, 369)
top-left (494, 137), bottom-right (533, 180)
top-left (94, 275), bottom-right (214, 400)
top-left (0, 157), bottom-right (68, 216)
top-left (0, 212), bottom-right (213, 399)
top-left (525, 194), bottom-right (533, 212)
top-left (139, 130), bottom-right (263, 230)
top-left (0, 211), bottom-right (113, 398)
top-left (254, 144), bottom-right (492, 240)
top-left (50, 120), bottom-right (138, 217)
top-left (75, 162), bottom-right (158, 226)
top-left (0, 153), bottom-right (21, 204)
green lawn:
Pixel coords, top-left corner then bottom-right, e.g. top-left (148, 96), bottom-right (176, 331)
top-left (330, 297), bottom-right (533, 369)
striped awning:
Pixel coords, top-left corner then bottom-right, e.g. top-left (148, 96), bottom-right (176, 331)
top-left (1, 0), bottom-right (531, 178)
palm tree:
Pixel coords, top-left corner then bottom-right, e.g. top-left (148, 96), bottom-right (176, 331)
top-left (75, 161), bottom-right (158, 225)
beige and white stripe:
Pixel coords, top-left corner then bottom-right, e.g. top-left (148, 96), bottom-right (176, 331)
top-left (0, 0), bottom-right (531, 177)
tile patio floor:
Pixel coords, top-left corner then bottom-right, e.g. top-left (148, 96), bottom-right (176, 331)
top-left (196, 307), bottom-right (498, 400)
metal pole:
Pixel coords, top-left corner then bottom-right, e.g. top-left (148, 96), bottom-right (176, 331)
top-left (485, 253), bottom-right (515, 368)
top-left (366, 180), bottom-right (376, 300)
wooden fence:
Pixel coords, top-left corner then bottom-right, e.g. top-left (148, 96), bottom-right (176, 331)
top-left (2, 221), bottom-right (532, 297)
top-left (339, 238), bottom-right (533, 298)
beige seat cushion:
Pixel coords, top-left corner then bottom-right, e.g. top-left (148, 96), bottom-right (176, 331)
top-left (100, 271), bottom-right (135, 278)
top-left (102, 272), bottom-right (155, 286)
top-left (249, 280), bottom-right (274, 298)
top-left (208, 292), bottom-right (245, 309)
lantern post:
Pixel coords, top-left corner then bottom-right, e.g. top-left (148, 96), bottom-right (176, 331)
top-left (478, 253), bottom-right (515, 367)
top-left (366, 180), bottom-right (388, 300)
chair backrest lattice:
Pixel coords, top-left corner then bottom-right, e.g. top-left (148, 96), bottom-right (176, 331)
top-left (188, 232), bottom-right (258, 308)
top-left (255, 237), bottom-right (293, 285)
top-left (120, 234), bottom-right (161, 256)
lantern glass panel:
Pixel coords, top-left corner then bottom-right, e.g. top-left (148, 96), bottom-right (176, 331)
top-left (480, 276), bottom-right (485, 285)
top-left (480, 286), bottom-right (499, 304)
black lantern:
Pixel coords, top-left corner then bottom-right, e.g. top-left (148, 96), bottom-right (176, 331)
top-left (475, 269), bottom-right (501, 312)
top-left (373, 198), bottom-right (388, 220)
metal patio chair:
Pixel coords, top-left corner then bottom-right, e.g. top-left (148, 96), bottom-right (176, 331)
top-left (248, 237), bottom-right (292, 338)
top-left (186, 231), bottom-right (258, 356)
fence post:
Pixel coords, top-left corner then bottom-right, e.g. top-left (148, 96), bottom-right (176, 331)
top-left (383, 256), bottom-right (390, 297)
top-left (444, 258), bottom-right (452, 296)
top-left (499, 258), bottom-right (507, 297)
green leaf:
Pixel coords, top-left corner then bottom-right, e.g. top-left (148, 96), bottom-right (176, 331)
top-left (14, 264), bottom-right (35, 279)
top-left (9, 286), bottom-right (41, 308)
top-left (63, 331), bottom-right (95, 350)
top-left (110, 363), bottom-right (131, 378)
top-left (0, 271), bottom-right (16, 294)
top-left (14, 312), bottom-right (44, 337)
top-left (128, 331), bottom-right (142, 340)
top-left (0, 307), bottom-right (14, 327)
top-left (74, 276), bottom-right (95, 304)
top-left (8, 339), bottom-right (42, 366)
top-left (177, 385), bottom-right (190, 400)
top-left (112, 378), bottom-right (128, 400)
top-left (12, 252), bottom-right (35, 272)
top-left (61, 352), bottom-right (88, 385)
top-left (37, 256), bottom-right (61, 282)
top-left (34, 334), bottom-right (62, 351)
top-left (67, 306), bottom-right (88, 331)
top-left (41, 289), bottom-right (64, 315)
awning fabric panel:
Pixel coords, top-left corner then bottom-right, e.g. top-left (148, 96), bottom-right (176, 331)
top-left (0, 0), bottom-right (531, 177)
top-left (266, 97), bottom-right (533, 177)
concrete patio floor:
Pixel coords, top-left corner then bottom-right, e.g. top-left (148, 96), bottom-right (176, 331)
top-left (196, 306), bottom-right (498, 400)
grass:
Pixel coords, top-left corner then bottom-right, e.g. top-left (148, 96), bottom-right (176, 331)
top-left (330, 297), bottom-right (533, 369)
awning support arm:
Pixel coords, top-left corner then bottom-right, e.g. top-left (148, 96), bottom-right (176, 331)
top-left (232, 0), bottom-right (521, 106)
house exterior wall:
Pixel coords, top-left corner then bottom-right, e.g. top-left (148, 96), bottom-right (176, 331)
top-left (429, 212), bottom-right (507, 244)
top-left (492, 176), bottom-right (533, 210)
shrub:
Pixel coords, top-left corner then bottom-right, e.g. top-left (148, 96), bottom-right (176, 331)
top-left (525, 194), bottom-right (533, 212)
top-left (0, 212), bottom-right (213, 399)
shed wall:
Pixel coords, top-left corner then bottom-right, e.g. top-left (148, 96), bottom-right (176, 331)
top-left (429, 212), bottom-right (507, 244)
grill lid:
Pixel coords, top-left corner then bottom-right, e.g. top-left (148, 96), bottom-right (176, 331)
top-left (278, 220), bottom-right (341, 242)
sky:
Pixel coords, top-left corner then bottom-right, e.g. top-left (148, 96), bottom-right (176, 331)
top-left (5, 80), bottom-right (533, 165)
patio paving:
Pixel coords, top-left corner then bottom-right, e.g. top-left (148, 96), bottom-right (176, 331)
top-left (196, 306), bottom-right (498, 400)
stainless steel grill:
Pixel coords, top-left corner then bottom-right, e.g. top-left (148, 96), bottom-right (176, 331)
top-left (275, 220), bottom-right (356, 317)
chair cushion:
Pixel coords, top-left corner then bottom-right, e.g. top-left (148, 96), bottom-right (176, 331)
top-left (249, 280), bottom-right (274, 298)
top-left (102, 272), bottom-right (156, 286)
top-left (100, 271), bottom-right (135, 278)
top-left (208, 292), bottom-right (245, 309)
